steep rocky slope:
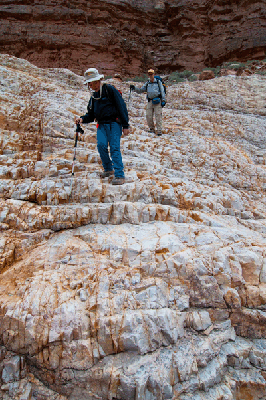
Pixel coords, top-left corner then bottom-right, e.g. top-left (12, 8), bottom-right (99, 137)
top-left (0, 54), bottom-right (266, 399)
top-left (0, 0), bottom-right (266, 76)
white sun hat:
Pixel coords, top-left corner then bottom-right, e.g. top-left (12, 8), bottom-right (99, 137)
top-left (84, 68), bottom-right (104, 84)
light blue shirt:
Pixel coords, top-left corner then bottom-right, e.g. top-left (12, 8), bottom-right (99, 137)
top-left (134, 78), bottom-right (166, 101)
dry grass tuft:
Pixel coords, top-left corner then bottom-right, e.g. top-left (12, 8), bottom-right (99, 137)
top-left (5, 82), bottom-right (47, 159)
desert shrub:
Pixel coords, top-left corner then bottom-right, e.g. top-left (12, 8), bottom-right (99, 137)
top-left (128, 57), bottom-right (266, 85)
top-left (188, 74), bottom-right (198, 82)
top-left (129, 74), bottom-right (148, 82)
top-left (202, 66), bottom-right (222, 76)
top-left (223, 62), bottom-right (246, 70)
top-left (168, 70), bottom-right (194, 83)
top-left (246, 59), bottom-right (261, 65)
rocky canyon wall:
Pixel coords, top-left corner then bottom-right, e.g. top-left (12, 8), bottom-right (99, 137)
top-left (0, 0), bottom-right (266, 76)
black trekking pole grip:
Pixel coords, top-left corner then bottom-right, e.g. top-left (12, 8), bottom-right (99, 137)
top-left (74, 131), bottom-right (78, 148)
top-left (76, 122), bottom-right (84, 135)
top-left (71, 128), bottom-right (80, 176)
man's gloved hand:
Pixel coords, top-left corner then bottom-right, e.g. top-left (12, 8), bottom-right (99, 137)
top-left (161, 100), bottom-right (166, 108)
top-left (130, 85), bottom-right (135, 91)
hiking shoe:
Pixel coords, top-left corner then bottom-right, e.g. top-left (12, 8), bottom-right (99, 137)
top-left (112, 177), bottom-right (125, 185)
top-left (156, 131), bottom-right (162, 136)
top-left (149, 128), bottom-right (155, 133)
top-left (99, 170), bottom-right (114, 178)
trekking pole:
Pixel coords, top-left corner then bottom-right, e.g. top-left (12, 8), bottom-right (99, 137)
top-left (69, 123), bottom-right (84, 195)
top-left (127, 87), bottom-right (132, 110)
top-left (128, 87), bottom-right (132, 103)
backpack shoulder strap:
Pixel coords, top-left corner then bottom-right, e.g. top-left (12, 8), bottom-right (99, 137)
top-left (102, 83), bottom-right (110, 97)
top-left (154, 78), bottom-right (163, 98)
top-left (103, 83), bottom-right (116, 102)
top-left (88, 96), bottom-right (94, 110)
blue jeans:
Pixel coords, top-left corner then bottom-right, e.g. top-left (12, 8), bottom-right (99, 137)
top-left (97, 122), bottom-right (125, 178)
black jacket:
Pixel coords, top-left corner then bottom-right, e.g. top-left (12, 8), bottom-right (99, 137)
top-left (81, 84), bottom-right (129, 129)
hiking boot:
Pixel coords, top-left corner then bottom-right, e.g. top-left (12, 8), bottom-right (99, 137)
top-left (112, 177), bottom-right (125, 185)
top-left (149, 128), bottom-right (155, 133)
top-left (156, 131), bottom-right (162, 136)
top-left (99, 170), bottom-right (114, 178)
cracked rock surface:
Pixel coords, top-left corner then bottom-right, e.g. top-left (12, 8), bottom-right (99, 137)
top-left (0, 54), bottom-right (266, 399)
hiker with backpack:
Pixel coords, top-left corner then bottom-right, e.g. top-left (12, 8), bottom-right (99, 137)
top-left (75, 68), bottom-right (130, 185)
top-left (130, 68), bottom-right (166, 136)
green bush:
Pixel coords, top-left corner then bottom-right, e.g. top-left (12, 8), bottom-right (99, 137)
top-left (223, 62), bottom-right (245, 70)
top-left (188, 74), bottom-right (198, 82)
top-left (168, 70), bottom-right (194, 83)
top-left (128, 58), bottom-right (266, 83)
top-left (127, 74), bottom-right (148, 82)
top-left (202, 66), bottom-right (221, 76)
top-left (246, 59), bottom-right (260, 65)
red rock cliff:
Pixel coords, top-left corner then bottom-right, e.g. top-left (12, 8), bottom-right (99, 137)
top-left (0, 0), bottom-right (265, 76)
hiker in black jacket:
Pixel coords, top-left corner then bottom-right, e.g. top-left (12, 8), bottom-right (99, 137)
top-left (75, 68), bottom-right (129, 185)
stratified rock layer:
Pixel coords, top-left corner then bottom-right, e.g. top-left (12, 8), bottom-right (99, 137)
top-left (0, 0), bottom-right (266, 75)
top-left (0, 54), bottom-right (266, 399)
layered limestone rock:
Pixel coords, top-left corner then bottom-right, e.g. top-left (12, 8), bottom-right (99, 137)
top-left (0, 0), bottom-right (266, 75)
top-left (0, 54), bottom-right (266, 399)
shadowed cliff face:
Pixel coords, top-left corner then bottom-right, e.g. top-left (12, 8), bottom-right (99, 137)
top-left (0, 0), bottom-right (266, 76)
